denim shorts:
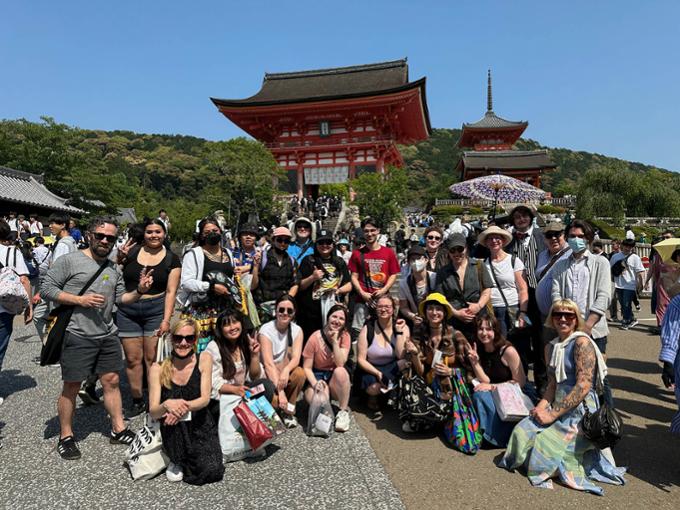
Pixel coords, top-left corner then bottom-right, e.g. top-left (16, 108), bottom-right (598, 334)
top-left (313, 369), bottom-right (334, 383)
top-left (116, 293), bottom-right (165, 338)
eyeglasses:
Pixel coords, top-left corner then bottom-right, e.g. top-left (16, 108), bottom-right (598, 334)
top-left (92, 233), bottom-right (117, 243)
top-left (551, 311), bottom-right (577, 320)
top-left (545, 231), bottom-right (563, 239)
top-left (427, 235), bottom-right (442, 241)
top-left (172, 334), bottom-right (197, 343)
top-left (317, 240), bottom-right (333, 246)
top-left (486, 235), bottom-right (504, 242)
top-left (448, 246), bottom-right (465, 253)
top-left (274, 237), bottom-right (291, 244)
top-left (277, 307), bottom-right (294, 315)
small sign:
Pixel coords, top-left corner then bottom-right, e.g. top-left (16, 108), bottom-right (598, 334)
top-left (319, 121), bottom-right (330, 137)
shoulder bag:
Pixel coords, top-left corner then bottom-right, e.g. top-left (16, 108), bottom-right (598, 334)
top-left (40, 262), bottom-right (109, 366)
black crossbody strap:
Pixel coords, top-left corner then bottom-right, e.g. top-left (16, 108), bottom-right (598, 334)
top-left (538, 247), bottom-right (569, 282)
top-left (486, 257), bottom-right (510, 309)
top-left (78, 262), bottom-right (109, 297)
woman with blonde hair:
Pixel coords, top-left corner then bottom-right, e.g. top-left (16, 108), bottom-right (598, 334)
top-left (148, 318), bottom-right (224, 484)
top-left (499, 299), bottom-right (625, 494)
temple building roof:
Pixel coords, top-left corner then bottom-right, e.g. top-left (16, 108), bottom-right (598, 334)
top-left (0, 166), bottom-right (84, 214)
top-left (456, 150), bottom-right (556, 171)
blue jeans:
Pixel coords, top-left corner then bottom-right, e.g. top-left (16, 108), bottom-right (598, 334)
top-left (0, 312), bottom-right (15, 372)
top-left (616, 288), bottom-right (636, 324)
top-left (592, 336), bottom-right (614, 408)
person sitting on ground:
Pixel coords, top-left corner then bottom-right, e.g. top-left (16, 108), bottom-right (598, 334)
top-left (399, 245), bottom-right (437, 330)
top-left (302, 304), bottom-right (352, 432)
top-left (259, 294), bottom-right (306, 428)
top-left (148, 318), bottom-right (224, 485)
top-left (498, 299), bottom-right (626, 494)
top-left (466, 314), bottom-right (526, 448)
top-left (296, 229), bottom-right (352, 340)
top-left (117, 218), bottom-right (181, 417)
top-left (357, 295), bottom-right (410, 416)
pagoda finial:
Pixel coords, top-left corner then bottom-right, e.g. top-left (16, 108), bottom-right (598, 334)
top-left (487, 69), bottom-right (493, 112)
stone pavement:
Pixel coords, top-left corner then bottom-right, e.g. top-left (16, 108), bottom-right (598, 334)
top-left (0, 321), bottom-right (402, 510)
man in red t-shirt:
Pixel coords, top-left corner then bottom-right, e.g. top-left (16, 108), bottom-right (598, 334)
top-left (348, 217), bottom-right (400, 335)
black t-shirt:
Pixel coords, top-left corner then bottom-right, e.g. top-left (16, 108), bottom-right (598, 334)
top-left (123, 248), bottom-right (181, 294)
top-left (296, 254), bottom-right (350, 317)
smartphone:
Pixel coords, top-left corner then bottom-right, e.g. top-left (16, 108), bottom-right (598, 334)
top-left (179, 411), bottom-right (192, 422)
top-left (432, 349), bottom-right (443, 366)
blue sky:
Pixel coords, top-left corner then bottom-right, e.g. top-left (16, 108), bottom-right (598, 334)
top-left (1, 1), bottom-right (678, 170)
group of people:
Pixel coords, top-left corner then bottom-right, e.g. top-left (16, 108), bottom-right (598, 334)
top-left (2, 203), bottom-right (677, 495)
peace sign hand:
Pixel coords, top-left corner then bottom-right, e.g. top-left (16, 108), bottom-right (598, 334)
top-left (137, 267), bottom-right (154, 294)
top-left (467, 342), bottom-right (480, 365)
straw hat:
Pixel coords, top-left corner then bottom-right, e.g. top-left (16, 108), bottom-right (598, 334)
top-left (478, 226), bottom-right (512, 246)
top-left (418, 293), bottom-right (455, 320)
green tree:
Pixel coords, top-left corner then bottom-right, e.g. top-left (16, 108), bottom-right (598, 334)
top-left (352, 166), bottom-right (408, 228)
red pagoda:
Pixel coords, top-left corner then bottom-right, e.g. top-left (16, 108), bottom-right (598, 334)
top-left (456, 71), bottom-right (555, 187)
top-left (211, 59), bottom-right (431, 197)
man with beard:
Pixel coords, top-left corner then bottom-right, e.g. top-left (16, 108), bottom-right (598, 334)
top-left (41, 217), bottom-right (154, 460)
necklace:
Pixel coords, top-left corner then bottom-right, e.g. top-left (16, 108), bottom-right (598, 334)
top-left (203, 248), bottom-right (224, 263)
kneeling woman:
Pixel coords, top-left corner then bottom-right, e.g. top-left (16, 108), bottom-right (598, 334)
top-left (357, 295), bottom-right (409, 413)
top-left (148, 318), bottom-right (224, 485)
top-left (302, 305), bottom-right (352, 432)
top-left (466, 314), bottom-right (526, 447)
top-left (499, 299), bottom-right (625, 494)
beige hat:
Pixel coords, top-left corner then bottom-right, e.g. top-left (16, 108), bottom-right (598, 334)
top-left (478, 226), bottom-right (512, 246)
top-left (543, 221), bottom-right (565, 234)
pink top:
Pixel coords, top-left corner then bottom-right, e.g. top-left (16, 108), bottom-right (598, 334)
top-left (303, 330), bottom-right (351, 371)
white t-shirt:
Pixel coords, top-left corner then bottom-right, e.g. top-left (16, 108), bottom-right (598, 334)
top-left (0, 244), bottom-right (29, 315)
top-left (485, 254), bottom-right (525, 307)
top-left (258, 320), bottom-right (302, 364)
top-left (610, 252), bottom-right (645, 290)
top-left (29, 221), bottom-right (43, 235)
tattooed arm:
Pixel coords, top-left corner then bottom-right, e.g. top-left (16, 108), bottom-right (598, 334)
top-left (551, 337), bottom-right (595, 419)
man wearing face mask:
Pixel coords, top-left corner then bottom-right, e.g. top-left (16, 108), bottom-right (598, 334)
top-left (551, 219), bottom-right (613, 407)
top-left (398, 246), bottom-right (437, 328)
top-left (41, 216), bottom-right (154, 460)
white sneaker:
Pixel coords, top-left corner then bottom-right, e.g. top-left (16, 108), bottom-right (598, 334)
top-left (335, 409), bottom-right (350, 432)
top-left (0, 396), bottom-right (4, 407)
top-left (283, 415), bottom-right (298, 428)
top-left (166, 462), bottom-right (183, 482)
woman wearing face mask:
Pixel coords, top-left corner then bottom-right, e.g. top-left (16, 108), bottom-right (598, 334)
top-left (399, 245), bottom-right (437, 329)
top-left (296, 229), bottom-right (352, 341)
top-left (178, 217), bottom-right (237, 353)
top-left (148, 318), bottom-right (224, 485)
top-left (302, 305), bottom-right (353, 432)
top-left (117, 219), bottom-right (182, 417)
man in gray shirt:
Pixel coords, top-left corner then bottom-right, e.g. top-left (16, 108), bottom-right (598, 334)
top-left (41, 216), bottom-right (153, 460)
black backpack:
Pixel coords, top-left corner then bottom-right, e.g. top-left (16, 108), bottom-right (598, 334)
top-left (611, 255), bottom-right (630, 278)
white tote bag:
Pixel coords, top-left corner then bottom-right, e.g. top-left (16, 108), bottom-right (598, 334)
top-left (125, 414), bottom-right (170, 481)
top-left (218, 394), bottom-right (253, 462)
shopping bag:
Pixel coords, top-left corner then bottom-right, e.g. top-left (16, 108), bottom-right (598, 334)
top-left (442, 368), bottom-right (482, 455)
top-left (218, 394), bottom-right (252, 462)
top-left (234, 400), bottom-right (273, 451)
top-left (125, 414), bottom-right (169, 481)
top-left (306, 384), bottom-right (335, 437)
top-left (397, 370), bottom-right (450, 426)
top-left (491, 382), bottom-right (532, 422)
top-left (246, 395), bottom-right (286, 437)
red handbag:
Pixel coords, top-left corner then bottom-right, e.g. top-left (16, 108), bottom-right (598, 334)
top-left (234, 400), bottom-right (273, 451)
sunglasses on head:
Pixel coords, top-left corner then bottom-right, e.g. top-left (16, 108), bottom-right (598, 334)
top-left (551, 311), bottom-right (577, 320)
top-left (274, 237), bottom-right (291, 244)
top-left (172, 334), bottom-right (197, 343)
top-left (545, 231), bottom-right (563, 239)
top-left (427, 235), bottom-right (442, 241)
top-left (92, 233), bottom-right (117, 243)
top-left (277, 307), bottom-right (294, 315)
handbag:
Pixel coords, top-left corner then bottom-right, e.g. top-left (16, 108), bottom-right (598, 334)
top-left (125, 414), bottom-right (169, 481)
top-left (0, 247), bottom-right (30, 314)
top-left (40, 262), bottom-right (108, 366)
top-left (218, 394), bottom-right (251, 462)
top-left (234, 399), bottom-right (273, 451)
top-left (442, 368), bottom-right (482, 455)
top-left (155, 333), bottom-right (172, 363)
top-left (580, 398), bottom-right (623, 449)
top-left (397, 369), bottom-right (450, 426)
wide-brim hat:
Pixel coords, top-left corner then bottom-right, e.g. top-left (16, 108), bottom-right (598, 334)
top-left (418, 292), bottom-right (455, 320)
top-left (478, 226), bottom-right (512, 246)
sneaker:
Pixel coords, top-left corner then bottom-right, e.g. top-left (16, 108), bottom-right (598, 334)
top-left (282, 415), bottom-right (298, 428)
top-left (620, 322), bottom-right (631, 330)
top-left (401, 421), bottom-right (415, 433)
top-left (628, 319), bottom-right (639, 329)
top-left (57, 436), bottom-right (81, 460)
top-left (635, 303), bottom-right (641, 311)
top-left (78, 384), bottom-right (100, 406)
top-left (335, 409), bottom-right (350, 432)
top-left (247, 447), bottom-right (267, 459)
top-left (110, 428), bottom-right (136, 445)
top-left (126, 400), bottom-right (146, 419)
top-left (166, 462), bottom-right (184, 482)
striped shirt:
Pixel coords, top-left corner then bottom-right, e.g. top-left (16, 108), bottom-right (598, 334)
top-left (660, 294), bottom-right (680, 364)
top-left (510, 229), bottom-right (539, 289)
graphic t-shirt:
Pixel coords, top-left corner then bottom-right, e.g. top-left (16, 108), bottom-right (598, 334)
top-left (348, 246), bottom-right (400, 294)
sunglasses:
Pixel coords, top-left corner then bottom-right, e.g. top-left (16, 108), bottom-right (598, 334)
top-left (92, 233), bottom-right (117, 243)
top-left (427, 235), bottom-right (442, 241)
top-left (277, 307), bottom-right (294, 315)
top-left (296, 225), bottom-right (311, 230)
top-left (551, 311), bottom-right (577, 320)
top-left (317, 240), bottom-right (333, 246)
top-left (274, 237), bottom-right (291, 244)
top-left (545, 231), bottom-right (563, 239)
top-left (172, 334), bottom-right (197, 343)
top-left (448, 246), bottom-right (465, 253)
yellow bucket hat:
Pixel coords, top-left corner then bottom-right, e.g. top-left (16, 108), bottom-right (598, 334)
top-left (418, 292), bottom-right (455, 320)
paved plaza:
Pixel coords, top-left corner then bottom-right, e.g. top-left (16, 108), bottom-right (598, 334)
top-left (1, 305), bottom-right (679, 509)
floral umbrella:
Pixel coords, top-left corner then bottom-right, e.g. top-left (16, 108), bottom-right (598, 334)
top-left (449, 174), bottom-right (546, 202)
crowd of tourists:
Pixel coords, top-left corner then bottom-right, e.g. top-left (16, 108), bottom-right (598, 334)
top-left (1, 203), bottom-right (678, 495)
